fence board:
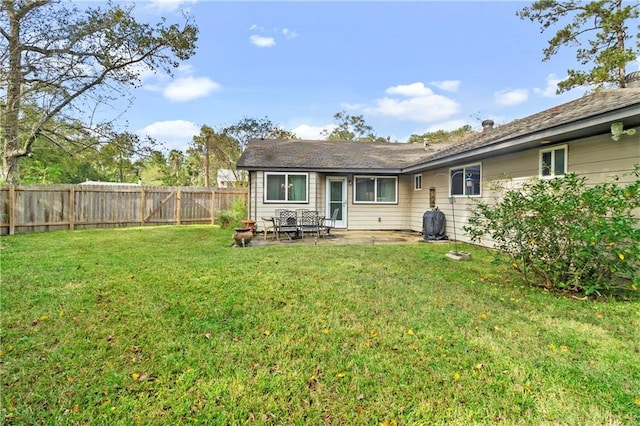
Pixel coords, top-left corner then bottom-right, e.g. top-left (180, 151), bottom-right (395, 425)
top-left (0, 185), bottom-right (247, 236)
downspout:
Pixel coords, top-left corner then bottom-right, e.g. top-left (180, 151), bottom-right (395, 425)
top-left (251, 171), bottom-right (257, 221)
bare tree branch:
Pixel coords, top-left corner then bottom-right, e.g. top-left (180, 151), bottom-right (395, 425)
top-left (1, 0), bottom-right (198, 183)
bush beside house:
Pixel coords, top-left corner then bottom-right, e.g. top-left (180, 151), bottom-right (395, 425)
top-left (465, 169), bottom-right (640, 296)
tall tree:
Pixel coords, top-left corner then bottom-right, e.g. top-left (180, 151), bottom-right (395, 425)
top-left (321, 111), bottom-right (387, 142)
top-left (517, 0), bottom-right (640, 92)
top-left (167, 150), bottom-right (185, 184)
top-left (0, 0), bottom-right (198, 183)
top-left (138, 150), bottom-right (167, 186)
top-left (190, 125), bottom-right (242, 187)
top-left (95, 132), bottom-right (149, 183)
top-left (222, 117), bottom-right (297, 151)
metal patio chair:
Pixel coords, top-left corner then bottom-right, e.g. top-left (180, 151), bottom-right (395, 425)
top-left (300, 210), bottom-right (321, 240)
top-left (321, 208), bottom-right (339, 237)
top-left (277, 209), bottom-right (299, 241)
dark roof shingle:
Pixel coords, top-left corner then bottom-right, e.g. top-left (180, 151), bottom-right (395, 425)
top-left (237, 139), bottom-right (445, 171)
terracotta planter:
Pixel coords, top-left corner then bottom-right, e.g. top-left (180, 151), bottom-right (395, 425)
top-left (241, 219), bottom-right (257, 233)
top-left (233, 228), bottom-right (253, 246)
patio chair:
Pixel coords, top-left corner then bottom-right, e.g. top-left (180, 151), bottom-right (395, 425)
top-left (261, 216), bottom-right (276, 240)
top-left (300, 210), bottom-right (321, 240)
top-left (277, 209), bottom-right (299, 241)
top-left (321, 208), bottom-right (339, 237)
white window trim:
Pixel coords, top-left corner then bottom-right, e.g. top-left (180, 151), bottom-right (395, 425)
top-left (414, 174), bottom-right (423, 190)
top-left (264, 172), bottom-right (309, 203)
top-left (539, 145), bottom-right (568, 179)
top-left (353, 176), bottom-right (398, 204)
top-left (449, 163), bottom-right (482, 198)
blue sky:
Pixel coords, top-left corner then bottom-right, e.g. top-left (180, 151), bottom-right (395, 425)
top-left (110, 0), bottom-right (640, 152)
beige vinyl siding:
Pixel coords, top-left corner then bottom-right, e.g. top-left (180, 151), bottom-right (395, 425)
top-left (410, 132), bottom-right (639, 246)
top-left (409, 169), bottom-right (478, 243)
top-left (408, 172), bottom-right (429, 232)
top-left (347, 175), bottom-right (412, 230)
top-left (248, 171), bottom-right (321, 230)
top-left (568, 133), bottom-right (639, 184)
top-left (411, 153), bottom-right (536, 245)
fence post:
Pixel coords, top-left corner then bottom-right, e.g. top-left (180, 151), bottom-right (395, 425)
top-left (176, 188), bottom-right (182, 225)
top-left (211, 188), bottom-right (215, 225)
top-left (8, 185), bottom-right (15, 235)
top-left (69, 187), bottom-right (75, 230)
top-left (140, 187), bottom-right (146, 227)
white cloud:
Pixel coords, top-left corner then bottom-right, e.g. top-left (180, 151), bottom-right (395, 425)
top-left (141, 63), bottom-right (197, 93)
top-left (494, 89), bottom-right (528, 106)
top-left (282, 28), bottom-right (298, 39)
top-left (163, 76), bottom-right (221, 102)
top-left (386, 82), bottom-right (433, 97)
top-left (145, 0), bottom-right (197, 13)
top-left (248, 25), bottom-right (297, 46)
top-left (250, 35), bottom-right (276, 48)
top-left (431, 80), bottom-right (461, 92)
top-left (533, 74), bottom-right (561, 98)
top-left (138, 120), bottom-right (200, 151)
top-left (292, 124), bottom-right (336, 140)
top-left (361, 82), bottom-right (459, 122)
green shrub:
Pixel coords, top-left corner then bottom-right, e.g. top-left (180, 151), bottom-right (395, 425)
top-left (217, 198), bottom-right (247, 229)
top-left (216, 210), bottom-right (236, 228)
top-left (465, 169), bottom-right (640, 296)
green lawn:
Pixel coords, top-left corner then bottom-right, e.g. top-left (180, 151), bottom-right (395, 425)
top-left (1, 226), bottom-right (639, 425)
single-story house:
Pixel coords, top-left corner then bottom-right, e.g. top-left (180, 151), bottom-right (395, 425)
top-left (236, 79), bottom-right (640, 246)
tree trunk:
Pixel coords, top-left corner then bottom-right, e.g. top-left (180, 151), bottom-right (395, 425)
top-left (204, 141), bottom-right (210, 187)
top-left (2, 1), bottom-right (24, 184)
top-left (615, 0), bottom-right (626, 88)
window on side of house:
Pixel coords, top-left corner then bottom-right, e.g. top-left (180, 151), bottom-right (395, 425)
top-left (264, 172), bottom-right (308, 203)
top-left (354, 176), bottom-right (398, 204)
top-left (414, 174), bottom-right (423, 190)
top-left (539, 145), bottom-right (567, 178)
top-left (449, 164), bottom-right (481, 197)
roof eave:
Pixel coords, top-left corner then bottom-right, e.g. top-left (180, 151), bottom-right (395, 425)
top-left (237, 166), bottom-right (405, 174)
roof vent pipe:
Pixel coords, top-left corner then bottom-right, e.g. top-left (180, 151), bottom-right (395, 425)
top-left (481, 119), bottom-right (494, 133)
top-left (625, 71), bottom-right (640, 88)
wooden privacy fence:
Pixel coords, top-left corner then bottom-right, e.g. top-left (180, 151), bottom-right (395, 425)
top-left (0, 184), bottom-right (248, 236)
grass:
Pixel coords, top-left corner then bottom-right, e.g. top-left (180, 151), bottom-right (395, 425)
top-left (1, 226), bottom-right (639, 425)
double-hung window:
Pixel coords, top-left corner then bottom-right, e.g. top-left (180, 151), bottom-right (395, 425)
top-left (539, 145), bottom-right (567, 178)
top-left (450, 164), bottom-right (481, 197)
top-left (264, 172), bottom-right (308, 203)
top-left (354, 176), bottom-right (398, 204)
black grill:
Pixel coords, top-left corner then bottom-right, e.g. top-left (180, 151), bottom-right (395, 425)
top-left (423, 208), bottom-right (447, 240)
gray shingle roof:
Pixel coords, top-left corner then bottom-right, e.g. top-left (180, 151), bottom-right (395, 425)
top-left (237, 139), bottom-right (445, 171)
top-left (237, 88), bottom-right (640, 172)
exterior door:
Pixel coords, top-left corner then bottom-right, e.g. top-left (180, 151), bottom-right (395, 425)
top-left (326, 176), bottom-right (347, 228)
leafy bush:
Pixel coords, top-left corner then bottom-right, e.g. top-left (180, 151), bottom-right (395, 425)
top-left (217, 198), bottom-right (247, 229)
top-left (465, 170), bottom-right (640, 296)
